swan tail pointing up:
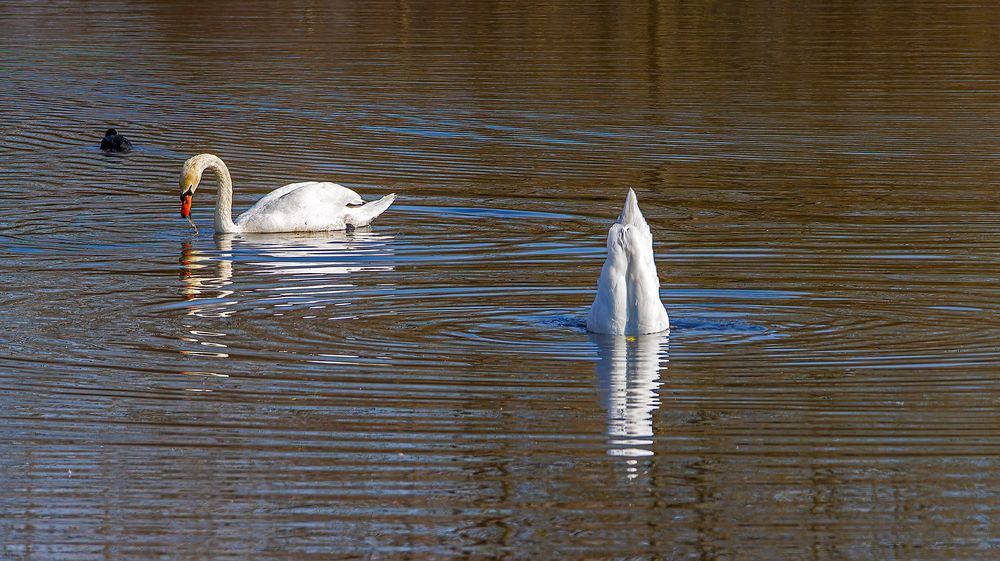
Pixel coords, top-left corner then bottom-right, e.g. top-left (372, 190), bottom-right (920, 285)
top-left (618, 188), bottom-right (648, 231)
top-left (346, 193), bottom-right (396, 228)
top-left (587, 189), bottom-right (669, 336)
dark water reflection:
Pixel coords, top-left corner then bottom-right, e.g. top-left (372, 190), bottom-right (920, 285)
top-left (4, 1), bottom-right (1000, 559)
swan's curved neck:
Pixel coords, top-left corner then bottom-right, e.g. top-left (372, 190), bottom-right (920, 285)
top-left (200, 157), bottom-right (238, 234)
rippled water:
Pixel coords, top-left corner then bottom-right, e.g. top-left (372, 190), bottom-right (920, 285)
top-left (5, 1), bottom-right (1000, 559)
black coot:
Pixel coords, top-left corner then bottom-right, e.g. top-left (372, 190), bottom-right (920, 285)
top-left (101, 128), bottom-right (133, 153)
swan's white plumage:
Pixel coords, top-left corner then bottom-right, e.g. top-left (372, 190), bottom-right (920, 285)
top-left (586, 189), bottom-right (669, 336)
top-left (180, 154), bottom-right (395, 234)
top-left (235, 181), bottom-right (394, 233)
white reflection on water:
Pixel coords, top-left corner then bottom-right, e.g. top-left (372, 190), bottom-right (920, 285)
top-left (176, 230), bottom-right (396, 376)
top-left (238, 231), bottom-right (396, 278)
top-left (179, 230), bottom-right (396, 319)
top-left (591, 332), bottom-right (668, 465)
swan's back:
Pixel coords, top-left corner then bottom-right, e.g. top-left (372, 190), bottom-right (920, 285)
top-left (586, 189), bottom-right (669, 335)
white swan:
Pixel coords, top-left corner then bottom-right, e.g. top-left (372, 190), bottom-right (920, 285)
top-left (179, 153), bottom-right (395, 234)
top-left (586, 189), bottom-right (669, 335)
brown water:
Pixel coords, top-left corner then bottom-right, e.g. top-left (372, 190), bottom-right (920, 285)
top-left (4, 1), bottom-right (1000, 559)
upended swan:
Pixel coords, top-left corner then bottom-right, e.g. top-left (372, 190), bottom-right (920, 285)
top-left (179, 154), bottom-right (395, 234)
top-left (586, 189), bottom-right (669, 336)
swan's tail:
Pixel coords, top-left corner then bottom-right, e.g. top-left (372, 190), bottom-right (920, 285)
top-left (617, 188), bottom-right (648, 230)
top-left (348, 193), bottom-right (396, 227)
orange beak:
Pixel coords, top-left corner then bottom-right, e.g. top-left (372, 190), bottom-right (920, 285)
top-left (181, 192), bottom-right (192, 218)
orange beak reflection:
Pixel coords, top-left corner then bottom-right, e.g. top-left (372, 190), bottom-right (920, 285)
top-left (181, 193), bottom-right (192, 218)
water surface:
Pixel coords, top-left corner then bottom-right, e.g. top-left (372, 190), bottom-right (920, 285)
top-left (4, 1), bottom-right (1000, 559)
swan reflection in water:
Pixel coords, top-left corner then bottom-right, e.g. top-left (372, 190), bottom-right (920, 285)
top-left (179, 240), bottom-right (234, 314)
top-left (179, 229), bottom-right (395, 318)
top-left (591, 332), bottom-right (668, 467)
top-left (176, 230), bottom-right (394, 380)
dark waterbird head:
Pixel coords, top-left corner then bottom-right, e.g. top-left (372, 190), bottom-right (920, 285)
top-left (104, 128), bottom-right (118, 137)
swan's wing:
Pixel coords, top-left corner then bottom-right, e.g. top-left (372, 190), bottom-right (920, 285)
top-left (236, 182), bottom-right (364, 232)
top-left (625, 225), bottom-right (669, 335)
top-left (249, 182), bottom-right (363, 211)
top-left (587, 223), bottom-right (631, 334)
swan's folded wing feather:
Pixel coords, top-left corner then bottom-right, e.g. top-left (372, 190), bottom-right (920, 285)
top-left (244, 182), bottom-right (362, 213)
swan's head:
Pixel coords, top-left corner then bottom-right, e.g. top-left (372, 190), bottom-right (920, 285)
top-left (179, 156), bottom-right (205, 218)
top-left (104, 128), bottom-right (118, 137)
